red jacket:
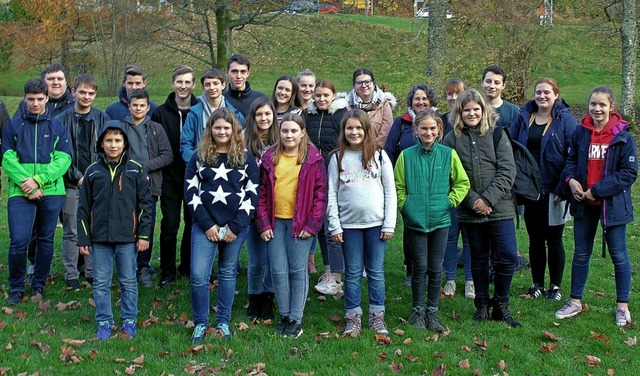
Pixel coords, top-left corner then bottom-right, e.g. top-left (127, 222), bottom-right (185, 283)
top-left (255, 145), bottom-right (328, 237)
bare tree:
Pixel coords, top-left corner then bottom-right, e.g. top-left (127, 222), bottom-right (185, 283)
top-left (619, 0), bottom-right (637, 123)
top-left (156, 0), bottom-right (290, 69)
top-left (426, 0), bottom-right (448, 84)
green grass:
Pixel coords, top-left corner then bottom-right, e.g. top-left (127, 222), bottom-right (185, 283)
top-left (0, 13), bottom-right (640, 375)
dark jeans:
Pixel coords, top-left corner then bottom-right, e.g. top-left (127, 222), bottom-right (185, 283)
top-left (443, 207), bottom-right (472, 281)
top-left (402, 223), bottom-right (413, 276)
top-left (318, 222), bottom-right (344, 273)
top-left (407, 227), bottom-right (448, 310)
top-left (159, 183), bottom-right (192, 279)
top-left (137, 195), bottom-right (158, 272)
top-left (463, 220), bottom-right (517, 301)
top-left (524, 196), bottom-right (565, 287)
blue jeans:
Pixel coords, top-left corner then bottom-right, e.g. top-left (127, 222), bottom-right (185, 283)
top-left (268, 219), bottom-right (312, 323)
top-left (570, 204), bottom-right (631, 303)
top-left (91, 242), bottom-right (138, 324)
top-left (317, 222), bottom-right (344, 272)
top-left (246, 221), bottom-right (273, 294)
top-left (7, 195), bottom-right (65, 293)
top-left (190, 223), bottom-right (248, 326)
top-left (463, 219), bottom-right (517, 301)
top-left (407, 227), bottom-right (448, 309)
top-left (443, 207), bottom-right (472, 281)
top-left (137, 195), bottom-right (157, 271)
top-left (343, 226), bottom-right (387, 314)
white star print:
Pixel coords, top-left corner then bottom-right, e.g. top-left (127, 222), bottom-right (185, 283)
top-left (197, 160), bottom-right (206, 174)
top-left (244, 179), bottom-right (258, 196)
top-left (237, 190), bottom-right (246, 202)
top-left (185, 175), bottom-right (200, 191)
top-left (209, 186), bottom-right (231, 204)
top-left (239, 199), bottom-right (255, 216)
top-left (211, 162), bottom-right (233, 181)
top-left (188, 194), bottom-right (202, 211)
top-left (238, 167), bottom-right (248, 182)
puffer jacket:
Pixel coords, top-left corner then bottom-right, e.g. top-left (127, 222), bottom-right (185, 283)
top-left (510, 99), bottom-right (577, 196)
top-left (255, 145), bottom-right (328, 237)
top-left (443, 126), bottom-right (516, 223)
top-left (305, 98), bottom-right (348, 165)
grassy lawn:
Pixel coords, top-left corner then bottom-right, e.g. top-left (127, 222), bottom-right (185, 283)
top-left (0, 13), bottom-right (639, 375)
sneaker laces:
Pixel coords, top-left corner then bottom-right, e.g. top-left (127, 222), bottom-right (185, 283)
top-left (344, 313), bottom-right (362, 333)
top-left (369, 312), bottom-right (388, 334)
top-left (192, 324), bottom-right (206, 339)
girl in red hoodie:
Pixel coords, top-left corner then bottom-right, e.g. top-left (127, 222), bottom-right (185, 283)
top-left (555, 86), bottom-right (637, 326)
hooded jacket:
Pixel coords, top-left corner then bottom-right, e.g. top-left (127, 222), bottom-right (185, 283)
top-left (443, 126), bottom-right (517, 223)
top-left (222, 81), bottom-right (267, 118)
top-left (305, 97), bottom-right (349, 164)
top-left (105, 86), bottom-right (158, 121)
top-left (255, 145), bottom-right (328, 237)
top-left (123, 116), bottom-right (173, 196)
top-left (384, 112), bottom-right (417, 165)
top-left (2, 107), bottom-right (71, 198)
top-left (13, 88), bottom-right (75, 119)
top-left (561, 114), bottom-right (637, 227)
top-left (510, 99), bottom-right (577, 196)
top-left (57, 107), bottom-right (111, 188)
top-left (77, 120), bottom-right (153, 246)
top-left (151, 92), bottom-right (199, 189)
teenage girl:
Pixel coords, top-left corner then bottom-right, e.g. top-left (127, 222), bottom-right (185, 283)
top-left (271, 75), bottom-right (303, 124)
top-left (554, 86), bottom-right (637, 326)
top-left (256, 113), bottom-right (328, 338)
top-left (243, 97), bottom-right (279, 321)
top-left (326, 109), bottom-right (397, 337)
top-left (396, 109), bottom-right (469, 332)
top-left (186, 108), bottom-right (259, 343)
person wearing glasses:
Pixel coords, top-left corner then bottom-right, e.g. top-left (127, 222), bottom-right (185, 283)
top-left (346, 68), bottom-right (396, 148)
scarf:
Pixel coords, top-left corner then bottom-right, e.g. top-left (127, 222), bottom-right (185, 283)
top-left (198, 93), bottom-right (227, 129)
top-left (346, 86), bottom-right (384, 112)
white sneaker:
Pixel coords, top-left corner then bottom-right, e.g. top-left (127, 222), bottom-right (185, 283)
top-left (315, 273), bottom-right (342, 295)
top-left (443, 280), bottom-right (456, 296)
top-left (464, 281), bottom-right (476, 299)
top-left (314, 272), bottom-right (331, 292)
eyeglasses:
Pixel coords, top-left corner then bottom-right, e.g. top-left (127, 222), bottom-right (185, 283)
top-left (355, 80), bottom-right (373, 87)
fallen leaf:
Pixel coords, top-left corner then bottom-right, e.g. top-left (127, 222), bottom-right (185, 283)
top-left (89, 349), bottom-right (98, 359)
top-left (5, 342), bottom-right (12, 350)
top-left (151, 297), bottom-right (163, 311)
top-left (543, 331), bottom-right (561, 341)
top-left (540, 342), bottom-right (558, 353)
top-left (375, 333), bottom-right (391, 344)
top-left (63, 339), bottom-right (86, 348)
top-left (15, 310), bottom-right (26, 319)
top-left (497, 359), bottom-right (506, 370)
top-left (402, 338), bottom-right (412, 345)
top-left (394, 348), bottom-right (402, 356)
top-left (0, 321), bottom-right (6, 329)
top-left (585, 355), bottom-right (601, 367)
top-left (404, 354), bottom-right (418, 362)
top-left (237, 322), bottom-right (249, 331)
top-left (30, 292), bottom-right (43, 302)
top-left (55, 302), bottom-right (68, 311)
top-left (394, 329), bottom-right (405, 335)
top-left (158, 351), bottom-right (170, 358)
top-left (595, 291), bottom-right (606, 297)
top-left (434, 352), bottom-right (445, 358)
top-left (461, 345), bottom-right (472, 353)
top-left (1, 307), bottom-right (14, 315)
top-left (38, 300), bottom-right (50, 311)
top-left (317, 295), bottom-right (326, 301)
top-left (424, 334), bottom-right (439, 342)
top-left (473, 337), bottom-right (488, 351)
top-left (125, 365), bottom-right (136, 375)
top-left (451, 311), bottom-right (460, 320)
top-left (590, 332), bottom-right (610, 346)
top-left (88, 298), bottom-right (95, 308)
top-left (458, 359), bottom-right (470, 368)
top-left (624, 336), bottom-right (637, 346)
top-left (376, 352), bottom-right (387, 361)
top-left (329, 315), bottom-right (340, 322)
top-left (389, 361), bottom-right (403, 373)
top-left (343, 330), bottom-right (360, 338)
top-left (352, 351), bottom-right (359, 358)
top-left (472, 369), bottom-right (482, 375)
top-left (431, 363), bottom-right (446, 376)
top-left (226, 348), bottom-right (234, 358)
top-left (132, 354), bottom-right (144, 365)
top-left (262, 319), bottom-right (272, 325)
top-left (607, 369), bottom-right (615, 376)
top-left (115, 358), bottom-right (127, 363)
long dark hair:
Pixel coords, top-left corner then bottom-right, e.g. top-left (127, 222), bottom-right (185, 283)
top-left (336, 109), bottom-right (378, 171)
top-left (243, 97), bottom-right (278, 158)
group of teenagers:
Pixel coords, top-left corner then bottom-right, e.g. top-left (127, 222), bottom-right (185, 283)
top-left (1, 55), bottom-right (636, 343)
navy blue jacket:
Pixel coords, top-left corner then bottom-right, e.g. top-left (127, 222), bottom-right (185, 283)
top-left (561, 115), bottom-right (637, 227)
top-left (511, 99), bottom-right (577, 196)
top-left (384, 113), bottom-right (417, 165)
top-left (105, 86), bottom-right (158, 121)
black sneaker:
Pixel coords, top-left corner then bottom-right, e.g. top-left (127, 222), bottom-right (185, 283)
top-left (260, 292), bottom-right (275, 321)
top-left (425, 311), bottom-right (445, 333)
top-left (246, 294), bottom-right (262, 320)
top-left (474, 298), bottom-right (489, 322)
top-left (66, 279), bottom-right (81, 291)
top-left (275, 317), bottom-right (289, 334)
top-left (546, 284), bottom-right (562, 301)
top-left (528, 283), bottom-right (545, 299)
top-left (157, 276), bottom-right (174, 289)
top-left (8, 291), bottom-right (24, 305)
top-left (491, 300), bottom-right (521, 328)
top-left (283, 319), bottom-right (303, 338)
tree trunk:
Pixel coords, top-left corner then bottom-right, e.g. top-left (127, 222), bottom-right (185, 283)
top-left (215, 5), bottom-right (231, 70)
top-left (620, 0), bottom-right (637, 124)
top-left (426, 0), bottom-right (447, 83)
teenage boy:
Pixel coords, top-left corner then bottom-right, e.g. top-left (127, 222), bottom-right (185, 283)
top-left (180, 68), bottom-right (243, 164)
top-left (481, 65), bottom-right (519, 129)
top-left (124, 88), bottom-right (172, 286)
top-left (78, 120), bottom-right (153, 340)
top-left (106, 65), bottom-right (158, 121)
top-left (57, 74), bottom-right (111, 290)
top-left (2, 78), bottom-right (71, 304)
top-left (151, 65), bottom-right (198, 287)
top-left (222, 54), bottom-right (266, 117)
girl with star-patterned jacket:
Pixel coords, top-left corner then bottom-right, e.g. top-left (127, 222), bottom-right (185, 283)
top-left (184, 108), bottom-right (259, 343)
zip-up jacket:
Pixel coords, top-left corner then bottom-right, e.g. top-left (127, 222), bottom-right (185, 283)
top-left (105, 86), bottom-right (158, 121)
top-left (510, 99), bottom-right (577, 196)
top-left (151, 92), bottom-right (198, 189)
top-left (561, 115), bottom-right (637, 227)
top-left (394, 142), bottom-right (469, 232)
top-left (77, 121), bottom-right (153, 246)
top-left (256, 145), bottom-right (328, 237)
top-left (222, 81), bottom-right (267, 117)
top-left (384, 113), bottom-right (417, 165)
top-left (57, 107), bottom-right (111, 188)
top-left (305, 98), bottom-right (348, 165)
top-left (13, 88), bottom-right (75, 119)
top-left (1, 108), bottom-right (71, 198)
top-left (123, 116), bottom-right (173, 196)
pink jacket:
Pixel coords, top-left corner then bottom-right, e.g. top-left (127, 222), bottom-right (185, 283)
top-left (255, 144), bottom-right (328, 237)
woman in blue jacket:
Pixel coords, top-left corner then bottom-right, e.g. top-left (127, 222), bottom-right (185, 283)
top-left (510, 78), bottom-right (577, 302)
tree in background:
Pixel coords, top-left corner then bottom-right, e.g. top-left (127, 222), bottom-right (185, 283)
top-left (425, 0), bottom-right (447, 85)
top-left (615, 0), bottom-right (636, 124)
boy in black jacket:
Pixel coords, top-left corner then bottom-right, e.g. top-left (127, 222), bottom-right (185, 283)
top-left (78, 120), bottom-right (153, 340)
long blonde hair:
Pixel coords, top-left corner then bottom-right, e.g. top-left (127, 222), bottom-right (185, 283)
top-left (198, 108), bottom-right (246, 167)
top-left (450, 89), bottom-right (497, 137)
top-left (271, 113), bottom-right (309, 165)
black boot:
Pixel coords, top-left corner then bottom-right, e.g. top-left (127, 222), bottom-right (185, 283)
top-left (474, 298), bottom-right (489, 322)
top-left (246, 294), bottom-right (262, 320)
top-left (491, 299), bottom-right (521, 328)
top-left (260, 292), bottom-right (275, 321)
top-left (425, 310), bottom-right (445, 333)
